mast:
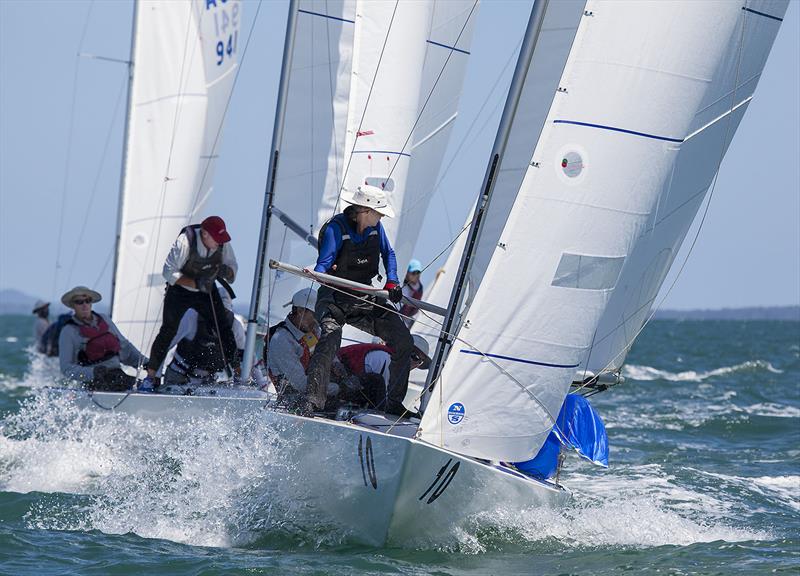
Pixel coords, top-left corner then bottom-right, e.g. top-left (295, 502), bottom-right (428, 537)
top-left (424, 0), bottom-right (550, 393)
top-left (242, 0), bottom-right (300, 378)
top-left (109, 0), bottom-right (139, 317)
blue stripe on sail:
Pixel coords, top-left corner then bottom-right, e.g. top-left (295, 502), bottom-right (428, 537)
top-left (459, 349), bottom-right (580, 369)
top-left (742, 7), bottom-right (783, 21)
top-left (426, 39), bottom-right (470, 55)
top-left (297, 9), bottom-right (355, 24)
top-left (553, 120), bottom-right (684, 143)
top-left (352, 150), bottom-right (411, 158)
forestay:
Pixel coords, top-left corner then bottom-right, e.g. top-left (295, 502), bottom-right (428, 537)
top-left (112, 0), bottom-right (240, 352)
top-left (259, 0), bottom-right (477, 326)
top-left (419, 0), bottom-right (787, 462)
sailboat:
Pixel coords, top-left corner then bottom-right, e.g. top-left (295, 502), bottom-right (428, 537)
top-left (61, 0), bottom-right (787, 547)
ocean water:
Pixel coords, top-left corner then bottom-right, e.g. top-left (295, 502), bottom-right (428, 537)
top-left (0, 314), bottom-right (797, 575)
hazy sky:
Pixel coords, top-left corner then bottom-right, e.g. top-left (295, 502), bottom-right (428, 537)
top-left (1, 0), bottom-right (798, 311)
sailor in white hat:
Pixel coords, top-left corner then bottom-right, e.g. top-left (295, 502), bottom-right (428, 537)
top-left (305, 184), bottom-right (414, 416)
top-left (265, 288), bottom-right (328, 409)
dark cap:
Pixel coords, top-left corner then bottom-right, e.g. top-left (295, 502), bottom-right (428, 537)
top-left (201, 216), bottom-right (231, 244)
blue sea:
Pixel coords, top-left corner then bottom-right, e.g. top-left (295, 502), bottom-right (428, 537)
top-left (0, 314), bottom-right (797, 574)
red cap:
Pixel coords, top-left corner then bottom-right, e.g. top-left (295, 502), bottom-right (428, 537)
top-left (201, 216), bottom-right (231, 244)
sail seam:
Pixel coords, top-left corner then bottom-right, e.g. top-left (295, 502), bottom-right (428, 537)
top-left (741, 7), bottom-right (782, 21)
top-left (297, 9), bottom-right (355, 24)
top-left (426, 39), bottom-right (470, 55)
top-left (459, 349), bottom-right (579, 369)
top-left (352, 150), bottom-right (411, 157)
top-left (553, 120), bottom-right (683, 143)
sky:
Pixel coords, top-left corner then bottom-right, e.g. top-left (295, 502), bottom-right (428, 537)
top-left (0, 0), bottom-right (798, 312)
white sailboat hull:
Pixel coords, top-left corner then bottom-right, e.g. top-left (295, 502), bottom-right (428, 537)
top-left (49, 388), bottom-right (567, 546)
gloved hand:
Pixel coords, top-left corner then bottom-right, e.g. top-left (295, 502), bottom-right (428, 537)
top-left (384, 281), bottom-right (403, 304)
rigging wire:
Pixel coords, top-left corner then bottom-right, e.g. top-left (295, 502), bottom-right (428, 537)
top-left (66, 74), bottom-right (128, 288)
top-left (575, 6), bottom-right (750, 394)
top-left (52, 0), bottom-right (95, 301)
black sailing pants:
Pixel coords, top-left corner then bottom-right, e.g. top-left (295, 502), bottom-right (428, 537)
top-left (147, 283), bottom-right (239, 373)
top-left (306, 286), bottom-right (413, 412)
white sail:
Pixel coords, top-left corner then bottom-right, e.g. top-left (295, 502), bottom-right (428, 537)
top-left (420, 0), bottom-right (787, 462)
top-left (581, 0), bottom-right (789, 376)
top-left (260, 0), bottom-right (477, 325)
top-left (112, 0), bottom-right (241, 351)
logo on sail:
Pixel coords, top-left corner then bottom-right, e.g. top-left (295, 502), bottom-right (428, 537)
top-left (447, 402), bottom-right (465, 425)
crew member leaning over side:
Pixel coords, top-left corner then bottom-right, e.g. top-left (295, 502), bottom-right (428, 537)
top-left (305, 185), bottom-right (414, 415)
top-left (58, 285), bottom-right (147, 391)
top-left (142, 216), bottom-right (239, 389)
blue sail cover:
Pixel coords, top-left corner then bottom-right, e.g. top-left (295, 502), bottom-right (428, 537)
top-left (514, 394), bottom-right (608, 479)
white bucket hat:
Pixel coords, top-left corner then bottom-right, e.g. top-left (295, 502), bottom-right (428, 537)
top-left (345, 185), bottom-right (395, 218)
top-left (288, 287), bottom-right (317, 311)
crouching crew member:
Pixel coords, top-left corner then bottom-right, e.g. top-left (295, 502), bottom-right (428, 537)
top-left (266, 288), bottom-right (342, 410)
top-left (336, 334), bottom-right (431, 413)
top-left (143, 215), bottom-right (239, 388)
top-left (305, 185), bottom-right (414, 415)
top-left (58, 285), bottom-right (147, 391)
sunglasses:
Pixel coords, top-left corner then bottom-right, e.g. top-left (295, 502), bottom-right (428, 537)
top-left (411, 352), bottom-right (423, 363)
top-left (72, 298), bottom-right (92, 305)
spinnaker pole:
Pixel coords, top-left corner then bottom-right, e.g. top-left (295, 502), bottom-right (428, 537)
top-left (109, 0), bottom-right (139, 317)
top-left (242, 0), bottom-right (300, 378)
top-left (424, 0), bottom-right (551, 397)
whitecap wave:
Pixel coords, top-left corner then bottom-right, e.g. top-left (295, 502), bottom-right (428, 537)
top-left (623, 360), bottom-right (783, 383)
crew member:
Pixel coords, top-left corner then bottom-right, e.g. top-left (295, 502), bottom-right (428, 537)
top-left (305, 185), bottom-right (413, 415)
top-left (32, 300), bottom-right (50, 352)
top-left (142, 216), bottom-right (239, 388)
top-left (161, 285), bottom-right (246, 389)
top-left (399, 259), bottom-right (424, 328)
top-left (266, 288), bottom-right (333, 409)
top-left (58, 285), bottom-right (147, 390)
top-left (336, 334), bottom-right (431, 412)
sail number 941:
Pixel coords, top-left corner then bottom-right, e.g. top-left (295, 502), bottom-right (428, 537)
top-left (211, 1), bottom-right (239, 66)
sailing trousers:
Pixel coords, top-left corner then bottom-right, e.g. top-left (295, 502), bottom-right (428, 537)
top-left (147, 283), bottom-right (239, 373)
top-left (306, 286), bottom-right (413, 412)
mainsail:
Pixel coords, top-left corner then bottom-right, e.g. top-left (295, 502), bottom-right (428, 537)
top-left (111, 0), bottom-right (240, 352)
top-left (419, 0), bottom-right (788, 462)
top-left (249, 0), bottom-right (478, 333)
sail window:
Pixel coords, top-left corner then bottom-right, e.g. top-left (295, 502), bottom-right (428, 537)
top-left (364, 177), bottom-right (395, 192)
top-left (551, 253), bottom-right (625, 290)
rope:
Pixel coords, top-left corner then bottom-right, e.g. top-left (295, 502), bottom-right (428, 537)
top-left (52, 0), bottom-right (95, 301)
top-left (66, 74), bottom-right (128, 287)
top-left (289, 266), bottom-right (555, 427)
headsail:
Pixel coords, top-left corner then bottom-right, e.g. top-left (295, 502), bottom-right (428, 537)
top-left (580, 0), bottom-right (789, 376)
top-left (419, 0), bottom-right (787, 462)
top-left (111, 0), bottom-right (240, 351)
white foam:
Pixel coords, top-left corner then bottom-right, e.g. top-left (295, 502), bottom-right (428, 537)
top-left (624, 360), bottom-right (783, 383)
top-left (742, 403), bottom-right (800, 418)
